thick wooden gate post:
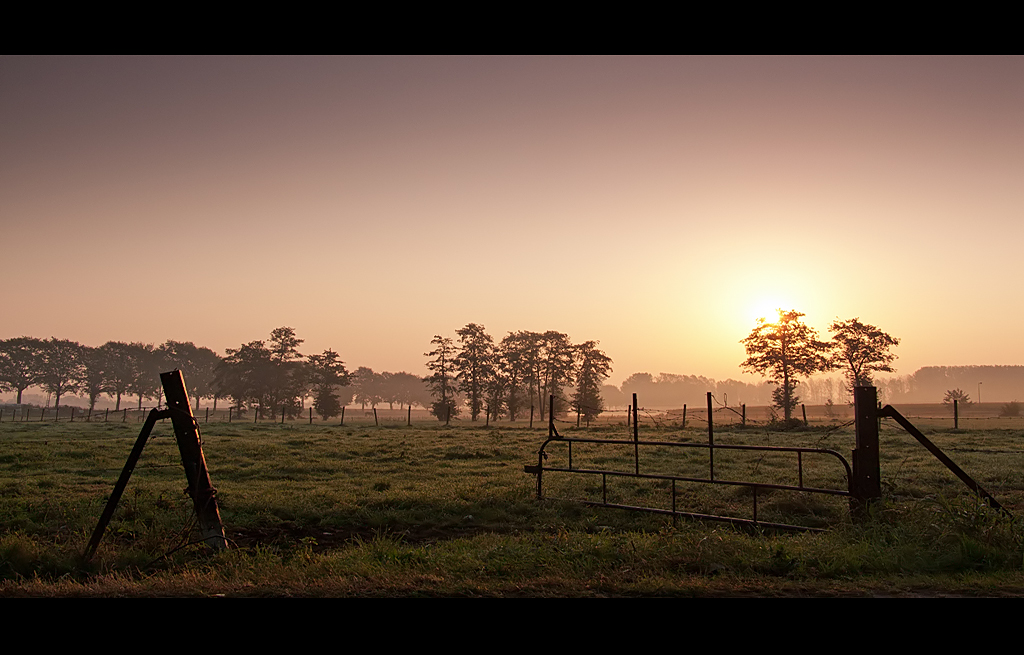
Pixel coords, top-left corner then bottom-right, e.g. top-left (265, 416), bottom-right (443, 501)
top-left (161, 370), bottom-right (228, 550)
top-left (852, 386), bottom-right (882, 518)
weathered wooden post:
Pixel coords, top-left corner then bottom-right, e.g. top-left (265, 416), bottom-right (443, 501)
top-left (682, 404), bottom-right (686, 429)
top-left (309, 407), bottom-right (313, 425)
top-left (407, 406), bottom-right (411, 426)
top-left (340, 406), bottom-right (345, 426)
top-left (374, 408), bottom-right (378, 426)
top-left (802, 404), bottom-right (808, 427)
top-left (161, 370), bottom-right (227, 550)
top-left (529, 405), bottom-right (534, 429)
top-left (852, 386), bottom-right (882, 518)
top-left (954, 399), bottom-right (959, 430)
top-left (741, 404), bottom-right (746, 427)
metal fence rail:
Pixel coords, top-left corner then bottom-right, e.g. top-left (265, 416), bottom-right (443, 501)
top-left (526, 435), bottom-right (853, 532)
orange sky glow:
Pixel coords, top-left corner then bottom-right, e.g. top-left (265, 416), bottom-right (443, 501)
top-left (3, 56), bottom-right (1023, 388)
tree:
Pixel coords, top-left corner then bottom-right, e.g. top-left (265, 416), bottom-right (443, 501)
top-left (829, 318), bottom-right (900, 392)
top-left (740, 309), bottom-right (830, 423)
top-left (538, 331), bottom-right (576, 417)
top-left (99, 341), bottom-right (141, 411)
top-left (424, 335), bottom-right (459, 422)
top-left (0, 337), bottom-right (44, 404)
top-left (943, 388), bottom-right (972, 406)
top-left (38, 338), bottom-right (84, 411)
top-left (159, 341), bottom-right (223, 409)
top-left (307, 349), bottom-right (350, 419)
top-left (572, 340), bottom-right (613, 423)
top-left (77, 346), bottom-right (111, 411)
top-left (214, 340), bottom-right (275, 416)
top-left (454, 323), bottom-right (495, 421)
top-left (352, 367), bottom-right (383, 410)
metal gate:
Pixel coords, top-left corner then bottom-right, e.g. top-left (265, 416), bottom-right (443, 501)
top-left (524, 394), bottom-right (854, 532)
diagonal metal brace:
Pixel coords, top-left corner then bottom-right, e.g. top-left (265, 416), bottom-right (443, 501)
top-left (84, 408), bottom-right (172, 561)
top-left (879, 404), bottom-right (1009, 515)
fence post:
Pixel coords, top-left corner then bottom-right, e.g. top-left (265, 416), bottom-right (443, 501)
top-left (530, 405), bottom-right (534, 429)
top-left (206, 407), bottom-right (209, 424)
top-left (682, 404), bottom-right (686, 429)
top-left (802, 404), bottom-right (808, 427)
top-left (742, 404), bottom-right (746, 427)
top-left (309, 407), bottom-right (313, 425)
top-left (632, 393), bottom-right (639, 475)
top-left (105, 408), bottom-right (109, 422)
top-left (340, 406), bottom-right (345, 426)
top-left (852, 386), bottom-right (882, 518)
top-left (374, 408), bottom-right (379, 427)
top-left (549, 395), bottom-right (555, 438)
top-left (281, 406), bottom-right (286, 424)
top-left (123, 408), bottom-right (127, 423)
top-left (161, 370), bottom-right (227, 551)
top-left (707, 391), bottom-right (714, 481)
top-left (954, 399), bottom-right (959, 430)
top-left (228, 407), bottom-right (233, 423)
top-left (407, 406), bottom-right (411, 426)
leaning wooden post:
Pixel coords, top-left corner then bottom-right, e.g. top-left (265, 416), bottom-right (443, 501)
top-left (161, 370), bottom-right (227, 551)
top-left (374, 408), bottom-right (379, 427)
top-left (802, 404), bottom-right (808, 427)
top-left (852, 385), bottom-right (882, 518)
top-left (340, 406), bottom-right (345, 426)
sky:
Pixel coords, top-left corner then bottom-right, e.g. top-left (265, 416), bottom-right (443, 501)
top-left (3, 56), bottom-right (1023, 387)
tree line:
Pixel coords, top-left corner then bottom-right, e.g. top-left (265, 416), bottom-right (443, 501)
top-left (0, 330), bottom-right (431, 419)
top-left (423, 324), bottom-right (613, 423)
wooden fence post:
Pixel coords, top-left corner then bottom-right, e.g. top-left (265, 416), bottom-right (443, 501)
top-left (161, 370), bottom-right (227, 551)
top-left (707, 392), bottom-right (714, 481)
top-left (852, 386), bottom-right (882, 518)
top-left (954, 399), bottom-right (959, 430)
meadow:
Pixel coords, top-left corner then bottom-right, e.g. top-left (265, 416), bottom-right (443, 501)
top-left (2, 406), bottom-right (1024, 597)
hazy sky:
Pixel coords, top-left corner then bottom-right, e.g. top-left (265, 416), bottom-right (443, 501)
top-left (3, 56), bottom-right (1022, 385)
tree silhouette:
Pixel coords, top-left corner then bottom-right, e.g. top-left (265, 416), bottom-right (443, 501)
top-left (38, 338), bottom-right (84, 412)
top-left (0, 337), bottom-right (44, 404)
top-left (572, 340), bottom-right (613, 422)
top-left (307, 349), bottom-right (350, 419)
top-left (425, 335), bottom-right (459, 422)
top-left (454, 323), bottom-right (495, 421)
top-left (741, 309), bottom-right (830, 423)
top-left (829, 318), bottom-right (900, 392)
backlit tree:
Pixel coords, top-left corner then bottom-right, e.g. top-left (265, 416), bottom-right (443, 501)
top-left (741, 309), bottom-right (830, 423)
top-left (829, 318), bottom-right (900, 392)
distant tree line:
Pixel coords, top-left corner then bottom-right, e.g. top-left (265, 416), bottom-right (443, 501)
top-left (424, 325), bottom-right (613, 423)
top-left (0, 336), bottom-right (222, 412)
top-left (0, 330), bottom-right (433, 418)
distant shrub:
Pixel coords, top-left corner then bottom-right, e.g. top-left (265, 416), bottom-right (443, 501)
top-left (999, 401), bottom-right (1021, 417)
top-left (943, 389), bottom-right (972, 406)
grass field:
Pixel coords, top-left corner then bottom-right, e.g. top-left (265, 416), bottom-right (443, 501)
top-left (2, 408), bottom-right (1024, 596)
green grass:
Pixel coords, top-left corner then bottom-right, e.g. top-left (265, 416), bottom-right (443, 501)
top-left (1, 413), bottom-right (1024, 596)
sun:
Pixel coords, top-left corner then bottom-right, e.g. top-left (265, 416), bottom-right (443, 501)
top-left (749, 299), bottom-right (787, 325)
